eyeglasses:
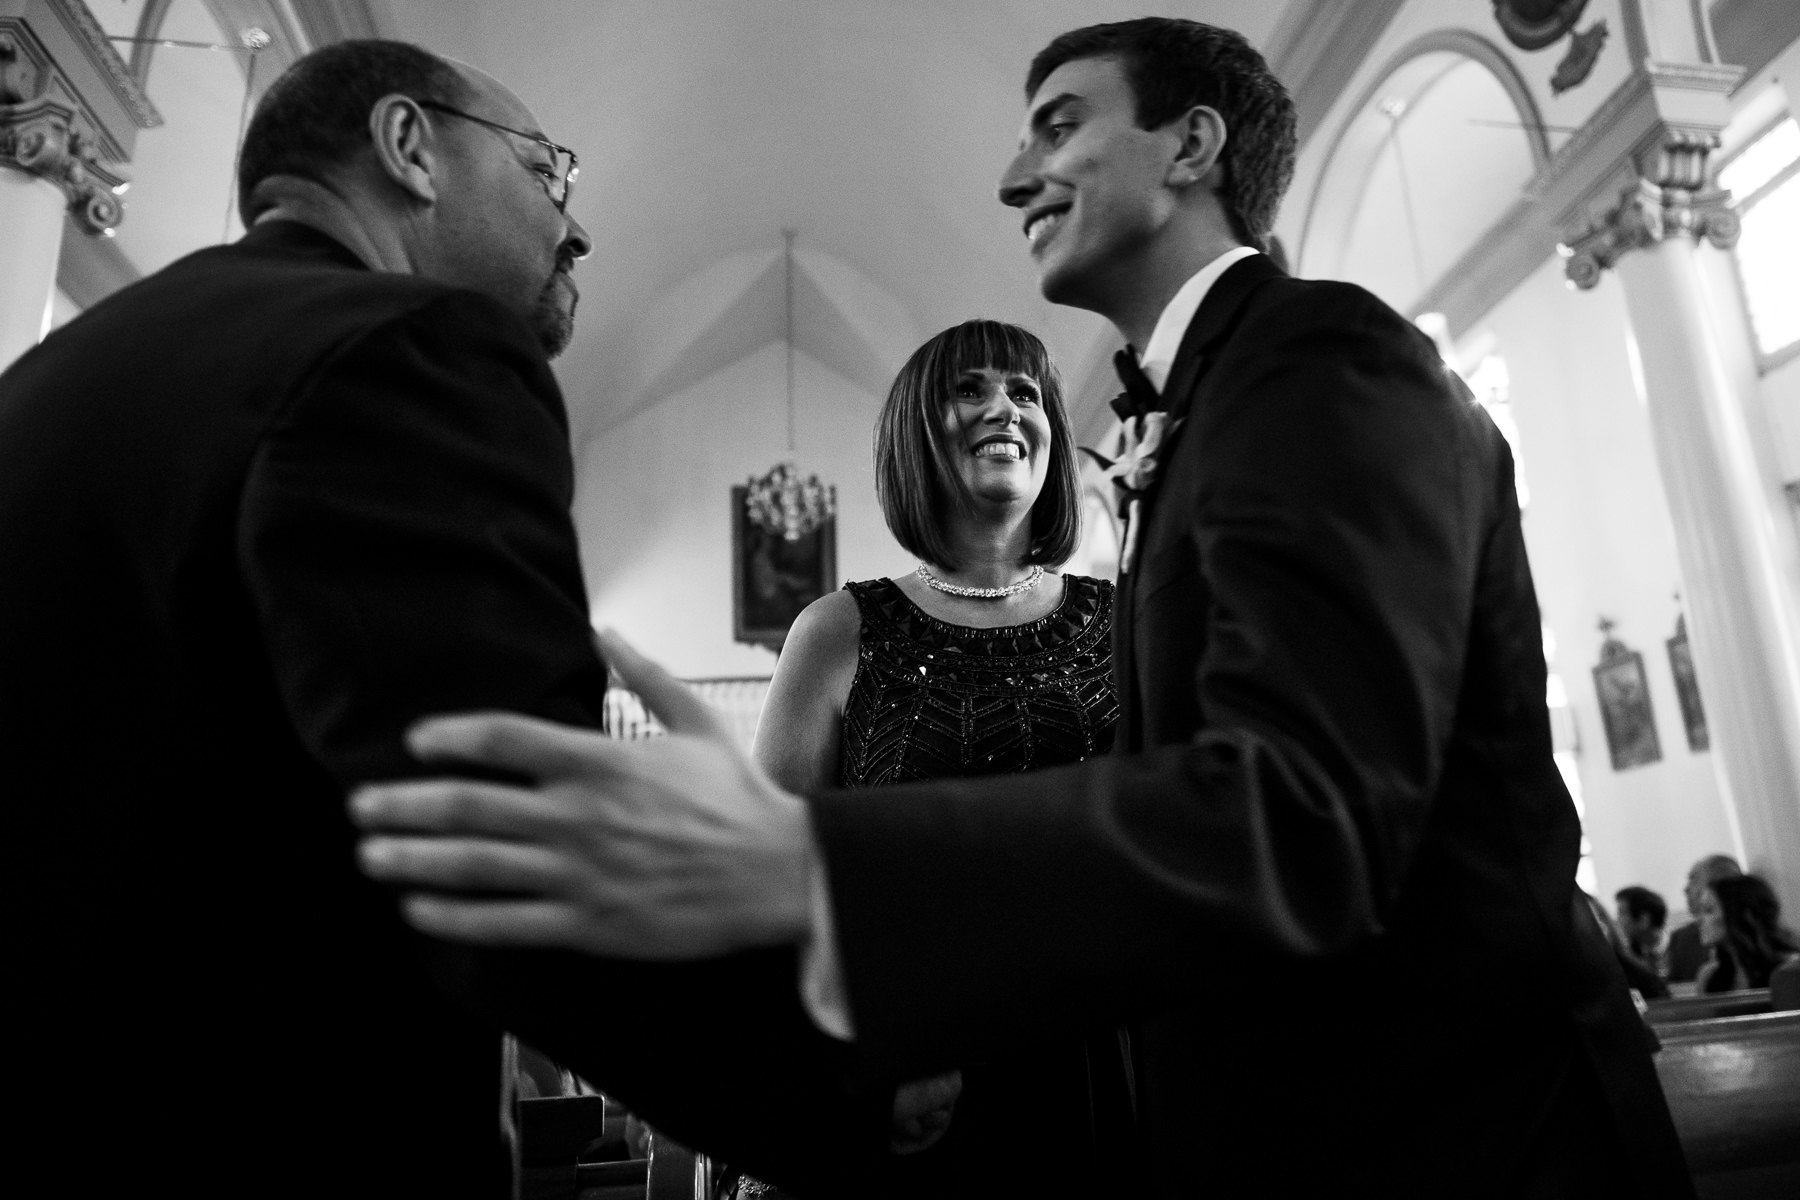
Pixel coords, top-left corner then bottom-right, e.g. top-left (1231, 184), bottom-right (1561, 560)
top-left (415, 99), bottom-right (580, 211)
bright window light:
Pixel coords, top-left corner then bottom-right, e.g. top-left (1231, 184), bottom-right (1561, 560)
top-left (1723, 117), bottom-right (1800, 360)
top-left (1719, 117), bottom-right (1799, 200)
top-left (1734, 173), bottom-right (1800, 356)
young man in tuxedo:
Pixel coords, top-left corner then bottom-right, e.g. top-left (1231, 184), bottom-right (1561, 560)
top-left (353, 19), bottom-right (1694, 1197)
top-left (0, 39), bottom-right (879, 1199)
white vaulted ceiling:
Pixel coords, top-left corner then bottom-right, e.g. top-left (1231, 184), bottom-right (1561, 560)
top-left (377, 0), bottom-right (1294, 447)
top-left (81, 1), bottom-right (1303, 441)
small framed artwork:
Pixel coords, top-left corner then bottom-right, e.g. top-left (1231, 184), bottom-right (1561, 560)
top-left (1593, 622), bottom-right (1661, 771)
top-left (731, 486), bottom-right (836, 651)
top-left (1666, 614), bottom-right (1710, 752)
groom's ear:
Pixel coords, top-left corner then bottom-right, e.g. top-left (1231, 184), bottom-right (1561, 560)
top-left (1165, 105), bottom-right (1228, 193)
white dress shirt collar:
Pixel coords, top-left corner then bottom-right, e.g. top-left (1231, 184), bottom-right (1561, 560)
top-left (1135, 245), bottom-right (1260, 392)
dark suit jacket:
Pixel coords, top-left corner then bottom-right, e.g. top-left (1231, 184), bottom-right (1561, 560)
top-left (811, 255), bottom-right (1692, 1196)
top-left (1666, 920), bottom-right (1707, 982)
top-left (0, 222), bottom-right (877, 1197)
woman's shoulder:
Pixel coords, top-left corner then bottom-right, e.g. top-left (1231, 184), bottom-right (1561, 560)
top-left (790, 588), bottom-right (862, 647)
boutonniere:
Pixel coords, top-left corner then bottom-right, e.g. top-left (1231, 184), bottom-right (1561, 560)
top-left (1081, 412), bottom-right (1183, 576)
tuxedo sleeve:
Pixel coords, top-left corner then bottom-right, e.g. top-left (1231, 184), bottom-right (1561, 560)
top-left (808, 286), bottom-right (1510, 1075)
top-left (238, 291), bottom-right (887, 1190)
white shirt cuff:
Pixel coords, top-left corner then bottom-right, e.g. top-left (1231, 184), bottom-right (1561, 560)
top-left (798, 836), bottom-right (855, 1041)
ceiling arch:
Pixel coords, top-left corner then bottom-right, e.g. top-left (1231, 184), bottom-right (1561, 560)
top-left (1297, 28), bottom-right (1547, 313)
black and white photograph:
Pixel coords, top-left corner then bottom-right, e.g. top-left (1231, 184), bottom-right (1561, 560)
top-left (4, 1), bottom-right (1800, 1196)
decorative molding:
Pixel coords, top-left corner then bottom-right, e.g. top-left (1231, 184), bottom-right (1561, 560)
top-left (42, 0), bottom-right (158, 128)
top-left (0, 92), bottom-right (126, 233)
top-left (124, 0), bottom-right (175, 86)
top-left (1, 1), bottom-right (160, 167)
top-left (1492, 0), bottom-right (1591, 52)
top-left (0, 14), bottom-right (127, 235)
top-left (1560, 174), bottom-right (1737, 288)
top-left (1546, 58), bottom-right (1744, 287)
top-left (1264, 0), bottom-right (1408, 145)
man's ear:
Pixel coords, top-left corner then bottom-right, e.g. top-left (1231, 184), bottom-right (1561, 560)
top-left (1166, 105), bottom-right (1227, 191)
top-left (368, 94), bottom-right (439, 205)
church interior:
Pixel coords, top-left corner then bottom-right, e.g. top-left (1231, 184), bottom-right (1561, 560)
top-left (5, 0), bottom-right (1800, 1191)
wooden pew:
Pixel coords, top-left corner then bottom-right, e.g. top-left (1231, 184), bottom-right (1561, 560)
top-left (1654, 1010), bottom-right (1800, 1198)
top-left (515, 1094), bottom-right (715, 1200)
top-left (1647, 989), bottom-right (1772, 1024)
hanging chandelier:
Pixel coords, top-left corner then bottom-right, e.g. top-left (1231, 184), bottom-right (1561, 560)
top-left (745, 229), bottom-right (836, 541)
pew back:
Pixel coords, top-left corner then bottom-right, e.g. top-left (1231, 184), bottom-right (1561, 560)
top-left (1654, 1010), bottom-right (1800, 1196)
top-left (1647, 989), bottom-right (1771, 1024)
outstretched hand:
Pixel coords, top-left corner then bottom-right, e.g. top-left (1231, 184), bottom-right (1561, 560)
top-left (349, 628), bottom-right (815, 959)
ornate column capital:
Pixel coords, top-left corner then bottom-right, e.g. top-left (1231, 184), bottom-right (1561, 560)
top-left (1542, 59), bottom-right (1743, 289)
top-left (0, 1), bottom-right (160, 236)
top-left (1560, 134), bottom-right (1739, 290)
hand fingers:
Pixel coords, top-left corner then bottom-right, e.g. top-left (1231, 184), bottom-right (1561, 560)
top-left (404, 710), bottom-right (621, 780)
top-left (349, 777), bottom-right (566, 837)
top-left (593, 628), bottom-right (733, 742)
top-left (396, 894), bottom-right (596, 951)
top-left (358, 835), bottom-right (574, 895)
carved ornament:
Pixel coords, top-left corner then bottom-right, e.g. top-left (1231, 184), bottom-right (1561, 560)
top-left (1560, 130), bottom-right (1738, 289)
top-left (2, 93), bottom-right (126, 235)
top-left (1493, 0), bottom-right (1590, 51)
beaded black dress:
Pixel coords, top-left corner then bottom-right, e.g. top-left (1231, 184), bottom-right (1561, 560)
top-left (837, 573), bottom-right (1125, 1196)
top-left (839, 574), bottom-right (1118, 786)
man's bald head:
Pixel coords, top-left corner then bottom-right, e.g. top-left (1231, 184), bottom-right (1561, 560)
top-left (237, 39), bottom-right (471, 226)
top-left (1685, 853), bottom-right (1742, 912)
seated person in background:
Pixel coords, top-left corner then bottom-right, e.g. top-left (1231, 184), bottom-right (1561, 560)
top-left (746, 319), bottom-right (1122, 1197)
top-left (1696, 874), bottom-right (1800, 993)
top-left (1667, 854), bottom-right (1742, 982)
top-left (1615, 885), bottom-right (1668, 973)
top-left (1584, 892), bottom-right (1669, 1001)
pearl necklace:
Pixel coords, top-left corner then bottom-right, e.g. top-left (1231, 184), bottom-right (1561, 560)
top-left (916, 562), bottom-right (1044, 599)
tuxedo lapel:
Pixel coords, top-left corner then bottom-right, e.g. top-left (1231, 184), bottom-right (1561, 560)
top-left (1111, 252), bottom-right (1284, 750)
top-left (1160, 253), bottom-right (1284, 426)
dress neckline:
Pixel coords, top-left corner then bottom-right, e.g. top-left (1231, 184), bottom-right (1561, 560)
top-left (880, 572), bottom-right (1079, 638)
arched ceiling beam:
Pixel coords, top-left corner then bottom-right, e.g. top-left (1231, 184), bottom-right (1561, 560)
top-left (1297, 29), bottom-right (1549, 282)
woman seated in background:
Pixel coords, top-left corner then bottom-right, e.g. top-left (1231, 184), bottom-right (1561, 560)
top-left (1697, 874), bottom-right (1800, 993)
top-left (742, 319), bottom-right (1122, 1198)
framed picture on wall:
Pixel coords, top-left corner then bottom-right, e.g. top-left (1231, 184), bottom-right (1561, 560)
top-left (1592, 625), bottom-right (1662, 771)
top-left (731, 486), bottom-right (837, 651)
top-left (1666, 614), bottom-right (1710, 752)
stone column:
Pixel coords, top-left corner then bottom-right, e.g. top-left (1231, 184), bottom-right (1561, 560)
top-left (0, 0), bottom-right (158, 371)
top-left (1556, 15), bottom-right (1800, 914)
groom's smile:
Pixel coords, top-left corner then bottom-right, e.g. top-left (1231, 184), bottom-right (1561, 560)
top-left (999, 55), bottom-right (1187, 312)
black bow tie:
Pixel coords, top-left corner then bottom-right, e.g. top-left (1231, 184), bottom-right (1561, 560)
top-left (1111, 348), bottom-right (1163, 422)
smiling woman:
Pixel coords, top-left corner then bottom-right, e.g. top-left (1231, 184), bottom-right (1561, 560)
top-left (731, 317), bottom-right (1119, 1194)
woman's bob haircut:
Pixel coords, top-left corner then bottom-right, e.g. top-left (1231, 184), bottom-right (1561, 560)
top-left (874, 319), bottom-right (1081, 571)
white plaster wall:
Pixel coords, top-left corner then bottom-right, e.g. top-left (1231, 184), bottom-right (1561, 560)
top-left (1463, 257), bottom-right (1737, 907)
top-left (572, 341), bottom-right (903, 679)
top-left (113, 0), bottom-right (247, 276)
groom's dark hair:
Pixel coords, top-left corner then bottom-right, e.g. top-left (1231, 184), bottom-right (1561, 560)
top-left (1026, 18), bottom-right (1296, 251)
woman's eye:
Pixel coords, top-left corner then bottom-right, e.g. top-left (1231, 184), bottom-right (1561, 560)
top-left (1011, 389), bottom-right (1040, 404)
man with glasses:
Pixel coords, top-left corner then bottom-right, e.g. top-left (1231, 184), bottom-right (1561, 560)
top-left (0, 39), bottom-right (873, 1200)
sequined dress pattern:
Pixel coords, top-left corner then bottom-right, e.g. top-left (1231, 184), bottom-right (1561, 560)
top-left (839, 575), bottom-right (1118, 786)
